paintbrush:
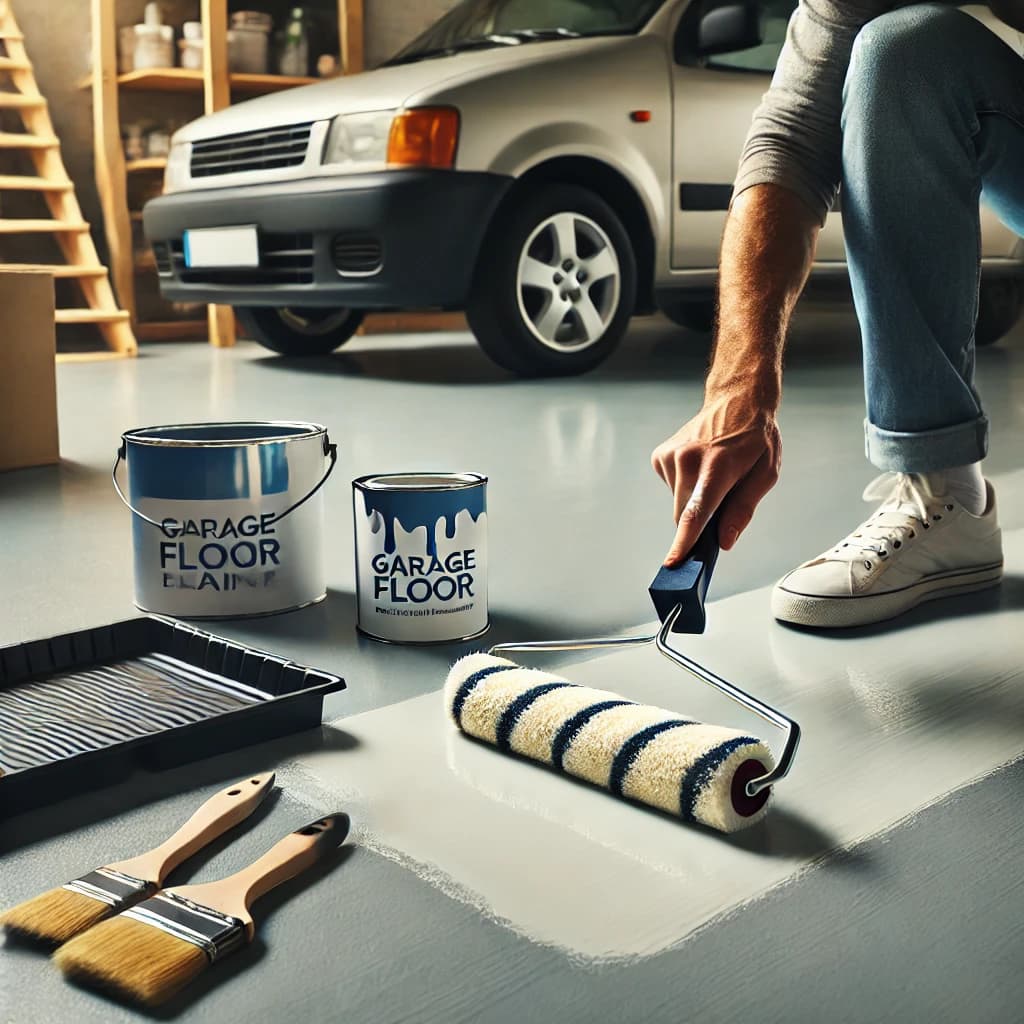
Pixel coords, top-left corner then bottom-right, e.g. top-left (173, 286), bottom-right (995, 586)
top-left (0, 772), bottom-right (275, 945)
top-left (54, 812), bottom-right (349, 1006)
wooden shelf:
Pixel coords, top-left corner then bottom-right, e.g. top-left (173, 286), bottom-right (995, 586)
top-left (125, 157), bottom-right (167, 173)
top-left (136, 319), bottom-right (208, 341)
top-left (135, 250), bottom-right (157, 272)
top-left (112, 67), bottom-right (318, 95)
top-left (117, 67), bottom-right (202, 92)
top-left (87, 0), bottom-right (362, 350)
top-left (360, 312), bottom-right (469, 335)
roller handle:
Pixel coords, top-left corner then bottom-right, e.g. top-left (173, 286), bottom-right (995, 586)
top-left (109, 773), bottom-right (276, 885)
top-left (171, 814), bottom-right (350, 938)
top-left (649, 513), bottom-right (721, 634)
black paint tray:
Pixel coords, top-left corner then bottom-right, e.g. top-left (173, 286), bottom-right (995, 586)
top-left (0, 616), bottom-right (345, 817)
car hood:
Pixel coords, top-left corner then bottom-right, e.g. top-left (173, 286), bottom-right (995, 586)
top-left (175, 37), bottom-right (622, 142)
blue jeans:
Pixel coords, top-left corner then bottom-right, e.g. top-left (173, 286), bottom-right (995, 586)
top-left (841, 4), bottom-right (1024, 472)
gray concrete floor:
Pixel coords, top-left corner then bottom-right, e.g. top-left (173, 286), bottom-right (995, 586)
top-left (1, 304), bottom-right (1023, 1022)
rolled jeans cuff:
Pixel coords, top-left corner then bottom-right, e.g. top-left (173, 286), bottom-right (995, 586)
top-left (864, 415), bottom-right (989, 472)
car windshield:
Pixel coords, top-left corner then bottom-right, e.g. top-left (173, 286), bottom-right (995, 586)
top-left (389, 0), bottom-right (667, 65)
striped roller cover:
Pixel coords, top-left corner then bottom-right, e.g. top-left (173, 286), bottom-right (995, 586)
top-left (445, 653), bottom-right (776, 834)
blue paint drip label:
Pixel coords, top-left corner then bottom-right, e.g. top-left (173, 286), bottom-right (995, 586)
top-left (354, 485), bottom-right (488, 643)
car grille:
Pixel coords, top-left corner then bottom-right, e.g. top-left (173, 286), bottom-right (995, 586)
top-left (189, 123), bottom-right (313, 178)
top-left (170, 232), bottom-right (315, 285)
top-left (332, 233), bottom-right (383, 276)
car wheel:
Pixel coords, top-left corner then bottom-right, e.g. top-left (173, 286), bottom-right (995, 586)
top-left (975, 279), bottom-right (1023, 347)
top-left (466, 184), bottom-right (637, 376)
top-left (235, 306), bottom-right (365, 356)
top-left (659, 298), bottom-right (715, 333)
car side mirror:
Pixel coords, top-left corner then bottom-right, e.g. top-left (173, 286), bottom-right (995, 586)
top-left (696, 3), bottom-right (762, 57)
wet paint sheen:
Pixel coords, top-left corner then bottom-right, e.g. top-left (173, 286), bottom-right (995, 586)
top-left (294, 529), bottom-right (1024, 961)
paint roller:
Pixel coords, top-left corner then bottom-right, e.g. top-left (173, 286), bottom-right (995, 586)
top-left (444, 521), bottom-right (801, 834)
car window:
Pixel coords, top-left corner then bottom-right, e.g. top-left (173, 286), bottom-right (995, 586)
top-left (706, 0), bottom-right (797, 73)
top-left (392, 0), bottom-right (667, 63)
top-left (494, 0), bottom-right (635, 34)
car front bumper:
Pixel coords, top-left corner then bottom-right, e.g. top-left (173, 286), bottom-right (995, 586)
top-left (143, 170), bottom-right (513, 309)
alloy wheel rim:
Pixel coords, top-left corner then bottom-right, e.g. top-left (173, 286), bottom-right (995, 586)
top-left (515, 211), bottom-right (621, 353)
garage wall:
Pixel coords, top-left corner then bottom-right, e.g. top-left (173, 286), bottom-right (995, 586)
top-left (364, 0), bottom-right (456, 68)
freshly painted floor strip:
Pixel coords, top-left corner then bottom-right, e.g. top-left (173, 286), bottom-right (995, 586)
top-left (293, 528), bottom-right (1024, 961)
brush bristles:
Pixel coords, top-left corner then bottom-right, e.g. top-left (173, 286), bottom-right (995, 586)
top-left (55, 916), bottom-right (209, 1006)
top-left (0, 888), bottom-right (113, 946)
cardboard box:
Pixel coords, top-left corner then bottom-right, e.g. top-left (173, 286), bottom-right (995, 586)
top-left (0, 271), bottom-right (60, 472)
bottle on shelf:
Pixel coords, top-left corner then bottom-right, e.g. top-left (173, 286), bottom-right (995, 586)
top-left (179, 21), bottom-right (204, 71)
top-left (277, 7), bottom-right (310, 77)
top-left (132, 1), bottom-right (174, 71)
top-left (229, 10), bottom-right (273, 74)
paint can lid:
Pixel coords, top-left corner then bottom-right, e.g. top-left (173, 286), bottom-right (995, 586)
top-left (122, 421), bottom-right (327, 447)
top-left (355, 472), bottom-right (486, 492)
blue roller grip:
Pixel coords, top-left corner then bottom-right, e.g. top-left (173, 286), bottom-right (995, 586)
top-left (649, 513), bottom-right (721, 634)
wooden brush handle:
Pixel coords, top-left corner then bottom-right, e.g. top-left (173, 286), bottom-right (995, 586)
top-left (172, 814), bottom-right (350, 935)
top-left (110, 772), bottom-right (275, 884)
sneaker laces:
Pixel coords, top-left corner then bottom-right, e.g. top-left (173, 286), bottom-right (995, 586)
top-left (828, 473), bottom-right (951, 567)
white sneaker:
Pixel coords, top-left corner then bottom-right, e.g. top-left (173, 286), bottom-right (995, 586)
top-left (772, 473), bottom-right (1003, 628)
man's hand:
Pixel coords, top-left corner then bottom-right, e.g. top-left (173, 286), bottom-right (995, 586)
top-left (652, 391), bottom-right (781, 565)
top-left (653, 184), bottom-right (820, 566)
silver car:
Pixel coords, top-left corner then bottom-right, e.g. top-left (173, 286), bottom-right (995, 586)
top-left (144, 0), bottom-right (1024, 375)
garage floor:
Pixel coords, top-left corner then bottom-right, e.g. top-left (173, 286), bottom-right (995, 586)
top-left (2, 303), bottom-right (1022, 1022)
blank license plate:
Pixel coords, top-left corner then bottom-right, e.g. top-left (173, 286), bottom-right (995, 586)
top-left (184, 226), bottom-right (259, 268)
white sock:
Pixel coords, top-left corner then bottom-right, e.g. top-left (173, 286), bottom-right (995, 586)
top-left (923, 463), bottom-right (986, 515)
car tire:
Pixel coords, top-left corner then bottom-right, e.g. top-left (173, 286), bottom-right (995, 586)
top-left (466, 184), bottom-right (637, 376)
top-left (659, 298), bottom-right (715, 334)
top-left (235, 306), bottom-right (365, 356)
top-left (975, 279), bottom-right (1023, 348)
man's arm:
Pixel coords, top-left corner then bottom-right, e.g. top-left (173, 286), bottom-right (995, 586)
top-left (651, 184), bottom-right (818, 563)
top-left (652, 0), bottom-right (882, 564)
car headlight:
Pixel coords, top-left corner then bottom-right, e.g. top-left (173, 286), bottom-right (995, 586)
top-left (163, 140), bottom-right (191, 193)
top-left (322, 110), bottom-right (395, 168)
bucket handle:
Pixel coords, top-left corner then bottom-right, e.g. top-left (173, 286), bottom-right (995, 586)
top-left (112, 436), bottom-right (339, 532)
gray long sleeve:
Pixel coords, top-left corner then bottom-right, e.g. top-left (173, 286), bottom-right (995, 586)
top-left (733, 0), bottom-right (894, 224)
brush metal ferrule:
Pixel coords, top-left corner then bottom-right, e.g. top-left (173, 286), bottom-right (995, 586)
top-left (122, 892), bottom-right (246, 963)
top-left (63, 868), bottom-right (156, 910)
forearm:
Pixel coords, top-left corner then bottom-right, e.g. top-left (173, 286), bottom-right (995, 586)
top-left (989, 0), bottom-right (1024, 32)
top-left (708, 184), bottom-right (821, 410)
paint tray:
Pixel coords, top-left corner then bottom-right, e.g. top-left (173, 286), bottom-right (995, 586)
top-left (0, 616), bottom-right (345, 817)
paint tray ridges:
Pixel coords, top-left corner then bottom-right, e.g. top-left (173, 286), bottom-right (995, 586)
top-left (0, 616), bottom-right (345, 815)
top-left (0, 654), bottom-right (265, 773)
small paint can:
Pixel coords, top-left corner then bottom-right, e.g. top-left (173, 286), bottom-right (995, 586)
top-left (114, 421), bottom-right (336, 618)
top-left (353, 473), bottom-right (488, 644)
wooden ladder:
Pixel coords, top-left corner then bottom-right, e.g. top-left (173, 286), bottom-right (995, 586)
top-left (0, 1), bottom-right (135, 354)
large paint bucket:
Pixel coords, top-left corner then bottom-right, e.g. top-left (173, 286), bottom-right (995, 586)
top-left (353, 473), bottom-right (488, 644)
top-left (114, 422), bottom-right (336, 618)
